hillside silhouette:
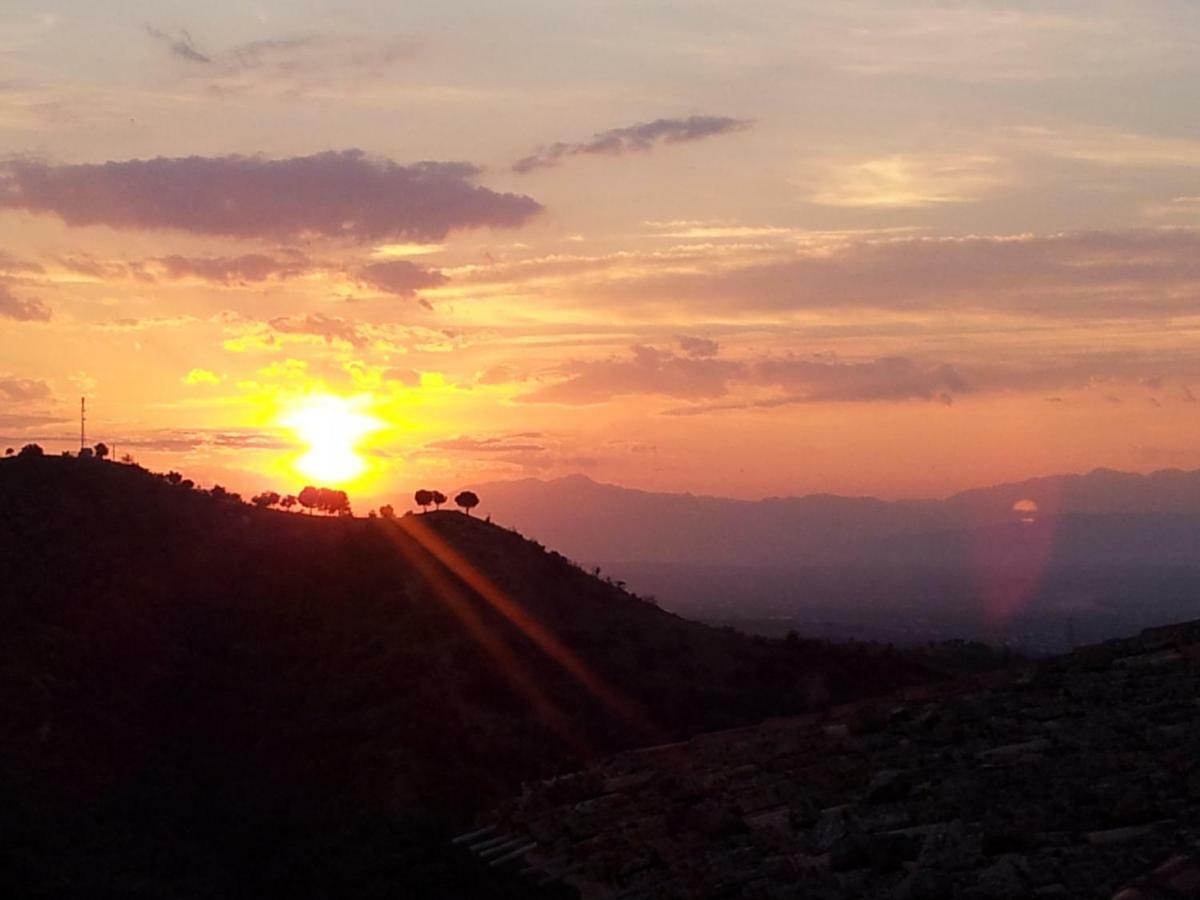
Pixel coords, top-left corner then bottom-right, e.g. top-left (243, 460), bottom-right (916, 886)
top-left (0, 455), bottom-right (935, 899)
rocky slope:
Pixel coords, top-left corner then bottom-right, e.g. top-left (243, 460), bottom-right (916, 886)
top-left (0, 454), bottom-right (933, 898)
top-left (472, 620), bottom-right (1200, 898)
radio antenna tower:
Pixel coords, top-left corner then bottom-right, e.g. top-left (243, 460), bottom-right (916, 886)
top-left (80, 397), bottom-right (86, 452)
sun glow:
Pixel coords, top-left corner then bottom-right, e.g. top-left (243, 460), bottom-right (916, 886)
top-left (279, 394), bottom-right (384, 486)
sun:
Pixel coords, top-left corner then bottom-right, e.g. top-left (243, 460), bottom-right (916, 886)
top-left (279, 394), bottom-right (383, 486)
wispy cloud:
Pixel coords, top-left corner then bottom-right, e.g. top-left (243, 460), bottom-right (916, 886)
top-left (153, 253), bottom-right (310, 284)
top-left (516, 344), bottom-right (740, 405)
top-left (575, 229), bottom-right (1200, 318)
top-left (145, 27), bottom-right (419, 97)
top-left (0, 376), bottom-right (51, 402)
top-left (809, 154), bottom-right (1003, 208)
top-left (268, 313), bottom-right (370, 348)
top-left (145, 26), bottom-right (212, 64)
top-left (357, 259), bottom-right (447, 299)
top-left (0, 283), bottom-right (51, 321)
top-left (513, 115), bottom-right (751, 173)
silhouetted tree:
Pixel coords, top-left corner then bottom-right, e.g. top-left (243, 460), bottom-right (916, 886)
top-left (431, 490), bottom-right (447, 510)
top-left (317, 488), bottom-right (350, 517)
top-left (18, 443), bottom-right (43, 458)
top-left (4, 447), bottom-right (12, 456)
top-left (210, 485), bottom-right (230, 500)
top-left (180, 478), bottom-right (194, 490)
top-left (280, 494), bottom-right (298, 511)
top-left (414, 489), bottom-right (433, 512)
top-left (252, 491), bottom-right (281, 509)
top-left (78, 447), bottom-right (94, 460)
top-left (165, 471), bottom-right (183, 485)
top-left (94, 442), bottom-right (109, 460)
top-left (454, 491), bottom-right (479, 516)
top-left (298, 485), bottom-right (320, 514)
top-left (379, 504), bottom-right (395, 519)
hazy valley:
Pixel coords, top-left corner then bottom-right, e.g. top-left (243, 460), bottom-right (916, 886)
top-left (471, 471), bottom-right (1200, 652)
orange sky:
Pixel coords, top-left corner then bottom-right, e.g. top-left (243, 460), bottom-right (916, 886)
top-left (2, 2), bottom-right (1200, 507)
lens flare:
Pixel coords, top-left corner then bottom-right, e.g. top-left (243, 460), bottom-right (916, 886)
top-left (279, 394), bottom-right (382, 485)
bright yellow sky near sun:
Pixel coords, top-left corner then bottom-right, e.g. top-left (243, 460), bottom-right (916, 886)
top-left (2, 2), bottom-right (1200, 507)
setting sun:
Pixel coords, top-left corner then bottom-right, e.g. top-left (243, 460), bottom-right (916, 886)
top-left (279, 394), bottom-right (383, 486)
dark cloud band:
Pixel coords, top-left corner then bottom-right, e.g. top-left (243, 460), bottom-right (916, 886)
top-left (0, 151), bottom-right (542, 242)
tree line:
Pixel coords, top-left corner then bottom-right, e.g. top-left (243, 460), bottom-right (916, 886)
top-left (248, 486), bottom-right (481, 518)
top-left (4, 448), bottom-right (484, 521)
top-left (413, 489), bottom-right (479, 515)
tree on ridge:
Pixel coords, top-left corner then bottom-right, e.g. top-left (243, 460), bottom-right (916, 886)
top-left (252, 491), bottom-right (282, 509)
top-left (298, 485), bottom-right (320, 514)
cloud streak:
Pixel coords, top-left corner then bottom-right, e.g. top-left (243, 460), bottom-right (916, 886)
top-left (146, 26), bottom-right (212, 64)
top-left (517, 344), bottom-right (741, 405)
top-left (578, 229), bottom-right (1200, 318)
top-left (511, 342), bottom-right (1200, 411)
top-left (513, 116), bottom-right (751, 173)
top-left (0, 283), bottom-right (51, 321)
top-left (358, 259), bottom-right (447, 298)
top-left (0, 377), bottom-right (51, 402)
top-left (268, 313), bottom-right (369, 347)
top-left (0, 151), bottom-right (542, 243)
top-left (154, 253), bottom-right (310, 284)
top-left (146, 27), bottom-right (420, 97)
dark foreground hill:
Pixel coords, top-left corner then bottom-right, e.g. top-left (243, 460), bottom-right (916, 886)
top-left (0, 456), bottom-right (934, 899)
top-left (476, 621), bottom-right (1200, 899)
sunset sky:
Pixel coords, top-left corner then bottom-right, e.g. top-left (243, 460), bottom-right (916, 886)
top-left (2, 1), bottom-right (1199, 505)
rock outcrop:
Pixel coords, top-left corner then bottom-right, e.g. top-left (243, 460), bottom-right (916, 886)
top-left (467, 621), bottom-right (1200, 898)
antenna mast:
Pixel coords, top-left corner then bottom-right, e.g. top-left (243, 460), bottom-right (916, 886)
top-left (80, 397), bottom-right (86, 452)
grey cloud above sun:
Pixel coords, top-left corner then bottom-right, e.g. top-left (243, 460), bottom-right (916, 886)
top-left (0, 151), bottom-right (542, 242)
top-left (513, 343), bottom-right (1200, 410)
top-left (568, 230), bottom-right (1200, 318)
top-left (512, 116), bottom-right (752, 173)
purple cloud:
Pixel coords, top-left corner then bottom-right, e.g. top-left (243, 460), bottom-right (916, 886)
top-left (595, 230), bottom-right (1200, 317)
top-left (677, 335), bottom-right (719, 358)
top-left (0, 377), bottom-right (51, 402)
top-left (516, 346), bottom-right (974, 408)
top-left (358, 259), bottom-right (447, 297)
top-left (513, 116), bottom-right (752, 173)
top-left (517, 344), bottom-right (741, 405)
top-left (752, 355), bottom-right (970, 404)
top-left (269, 313), bottom-right (368, 347)
top-left (0, 151), bottom-right (542, 242)
top-left (155, 253), bottom-right (309, 284)
top-left (0, 283), bottom-right (51, 321)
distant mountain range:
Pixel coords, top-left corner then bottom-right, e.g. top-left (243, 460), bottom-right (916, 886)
top-left (469, 468), bottom-right (1200, 567)
top-left (469, 470), bottom-right (1200, 650)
